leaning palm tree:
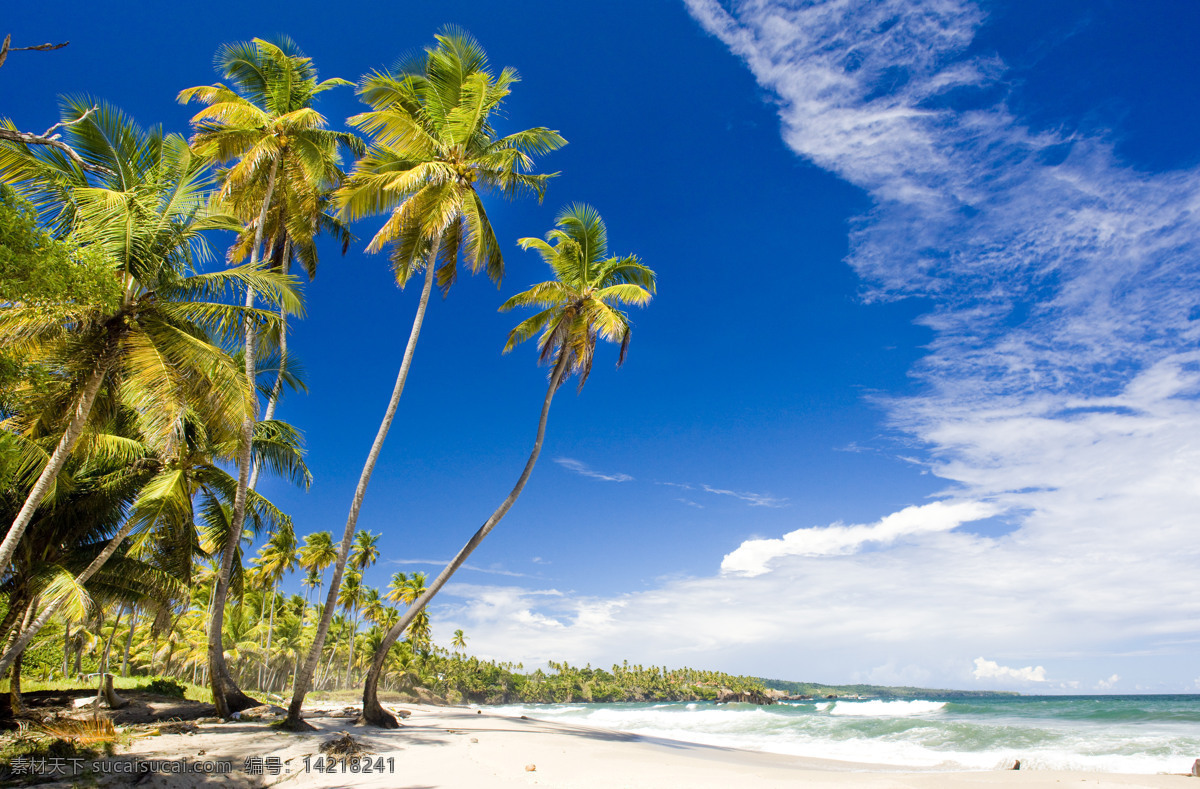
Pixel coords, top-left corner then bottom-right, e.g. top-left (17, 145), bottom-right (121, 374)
top-left (0, 98), bottom-right (298, 591)
top-left (178, 37), bottom-right (358, 717)
top-left (283, 27), bottom-right (565, 730)
top-left (359, 204), bottom-right (655, 727)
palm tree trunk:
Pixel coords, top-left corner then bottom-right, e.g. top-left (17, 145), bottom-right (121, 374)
top-left (209, 158), bottom-right (279, 718)
top-left (122, 607), bottom-right (136, 677)
top-left (262, 581), bottom-right (278, 690)
top-left (284, 233), bottom-right (442, 730)
top-left (0, 324), bottom-right (121, 574)
top-left (0, 509), bottom-right (142, 677)
top-left (101, 603), bottom-right (127, 674)
top-left (7, 596), bottom-right (37, 717)
top-left (62, 621), bottom-right (71, 678)
top-left (361, 352), bottom-right (569, 728)
top-left (343, 608), bottom-right (358, 687)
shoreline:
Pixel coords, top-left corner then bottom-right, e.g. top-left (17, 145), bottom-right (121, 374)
top-left (29, 702), bottom-right (1193, 788)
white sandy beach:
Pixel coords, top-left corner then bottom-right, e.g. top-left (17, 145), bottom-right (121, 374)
top-left (31, 702), bottom-right (1194, 789)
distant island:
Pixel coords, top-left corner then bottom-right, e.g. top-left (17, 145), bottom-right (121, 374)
top-left (755, 678), bottom-right (1019, 700)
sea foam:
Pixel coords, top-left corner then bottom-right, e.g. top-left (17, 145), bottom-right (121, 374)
top-left (827, 699), bottom-right (947, 717)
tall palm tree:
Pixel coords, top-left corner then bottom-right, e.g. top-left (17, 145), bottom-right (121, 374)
top-left (178, 37), bottom-right (358, 718)
top-left (284, 27), bottom-right (565, 729)
top-left (0, 98), bottom-right (298, 610)
top-left (300, 567), bottom-right (322, 606)
top-left (256, 522), bottom-right (297, 687)
top-left (385, 571), bottom-right (430, 651)
top-left (452, 629), bottom-right (467, 650)
top-left (342, 529), bottom-right (380, 684)
top-left (359, 204), bottom-right (655, 727)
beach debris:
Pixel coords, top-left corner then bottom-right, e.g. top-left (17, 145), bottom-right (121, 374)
top-left (98, 674), bottom-right (130, 710)
top-left (397, 709), bottom-right (412, 719)
top-left (525, 764), bottom-right (537, 772)
top-left (470, 737), bottom-right (479, 743)
top-left (321, 731), bottom-right (371, 757)
top-left (158, 721), bottom-right (199, 735)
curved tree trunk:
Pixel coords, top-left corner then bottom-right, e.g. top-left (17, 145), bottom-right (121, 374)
top-left (7, 596), bottom-right (37, 718)
top-left (208, 159), bottom-right (279, 718)
top-left (284, 234), bottom-right (441, 730)
top-left (261, 581), bottom-right (278, 690)
top-left (361, 353), bottom-right (569, 728)
top-left (0, 324), bottom-right (121, 574)
top-left (0, 509), bottom-right (142, 677)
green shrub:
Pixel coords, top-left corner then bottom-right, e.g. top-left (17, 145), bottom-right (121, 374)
top-left (140, 677), bottom-right (187, 698)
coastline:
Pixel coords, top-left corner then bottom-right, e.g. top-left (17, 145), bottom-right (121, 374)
top-left (36, 702), bottom-right (1194, 788)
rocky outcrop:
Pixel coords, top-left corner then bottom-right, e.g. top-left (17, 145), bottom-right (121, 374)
top-left (715, 688), bottom-right (775, 705)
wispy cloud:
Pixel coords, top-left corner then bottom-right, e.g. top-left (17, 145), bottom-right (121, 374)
top-left (416, 0), bottom-right (1200, 690)
top-left (657, 481), bottom-right (788, 508)
top-left (387, 559), bottom-right (531, 578)
top-left (555, 457), bottom-right (633, 483)
top-left (699, 484), bottom-right (788, 508)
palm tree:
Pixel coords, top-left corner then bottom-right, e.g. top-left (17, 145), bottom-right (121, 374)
top-left (0, 397), bottom-right (307, 678)
top-left (256, 523), bottom-right (297, 687)
top-left (0, 99), bottom-right (298, 641)
top-left (386, 571), bottom-right (430, 652)
top-left (298, 531), bottom-right (337, 592)
top-left (336, 568), bottom-right (363, 686)
top-left (178, 37), bottom-right (358, 718)
top-left (284, 27), bottom-right (565, 730)
top-left (300, 568), bottom-right (322, 606)
top-left (341, 530), bottom-right (380, 685)
top-left (359, 204), bottom-right (655, 727)
top-left (452, 629), bottom-right (467, 650)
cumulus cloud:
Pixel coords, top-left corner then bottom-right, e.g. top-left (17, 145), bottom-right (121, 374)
top-left (555, 458), bottom-right (633, 483)
top-left (721, 500), bottom-right (997, 576)
top-left (1097, 674), bottom-right (1120, 690)
top-left (973, 657), bottom-right (1047, 683)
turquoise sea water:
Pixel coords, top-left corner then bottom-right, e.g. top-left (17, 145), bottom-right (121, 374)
top-left (490, 696), bottom-right (1200, 773)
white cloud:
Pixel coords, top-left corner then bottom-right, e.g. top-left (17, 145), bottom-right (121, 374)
top-left (419, 0), bottom-right (1200, 689)
top-left (973, 657), bottom-right (1046, 683)
top-left (721, 500), bottom-right (997, 576)
top-left (1097, 674), bottom-right (1120, 690)
top-left (555, 458), bottom-right (633, 483)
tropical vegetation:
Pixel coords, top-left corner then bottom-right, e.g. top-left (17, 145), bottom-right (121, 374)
top-left (0, 27), bottom-right (659, 732)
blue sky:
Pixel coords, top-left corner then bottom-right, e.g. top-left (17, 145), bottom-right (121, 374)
top-left (6, 0), bottom-right (1200, 693)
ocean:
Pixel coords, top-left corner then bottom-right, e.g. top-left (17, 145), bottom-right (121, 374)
top-left (490, 695), bottom-right (1200, 773)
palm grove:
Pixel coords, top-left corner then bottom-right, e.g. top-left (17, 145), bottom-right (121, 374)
top-left (0, 30), bottom-right (683, 728)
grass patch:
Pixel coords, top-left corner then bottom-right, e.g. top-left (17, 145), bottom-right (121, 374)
top-left (0, 675), bottom-right (213, 704)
